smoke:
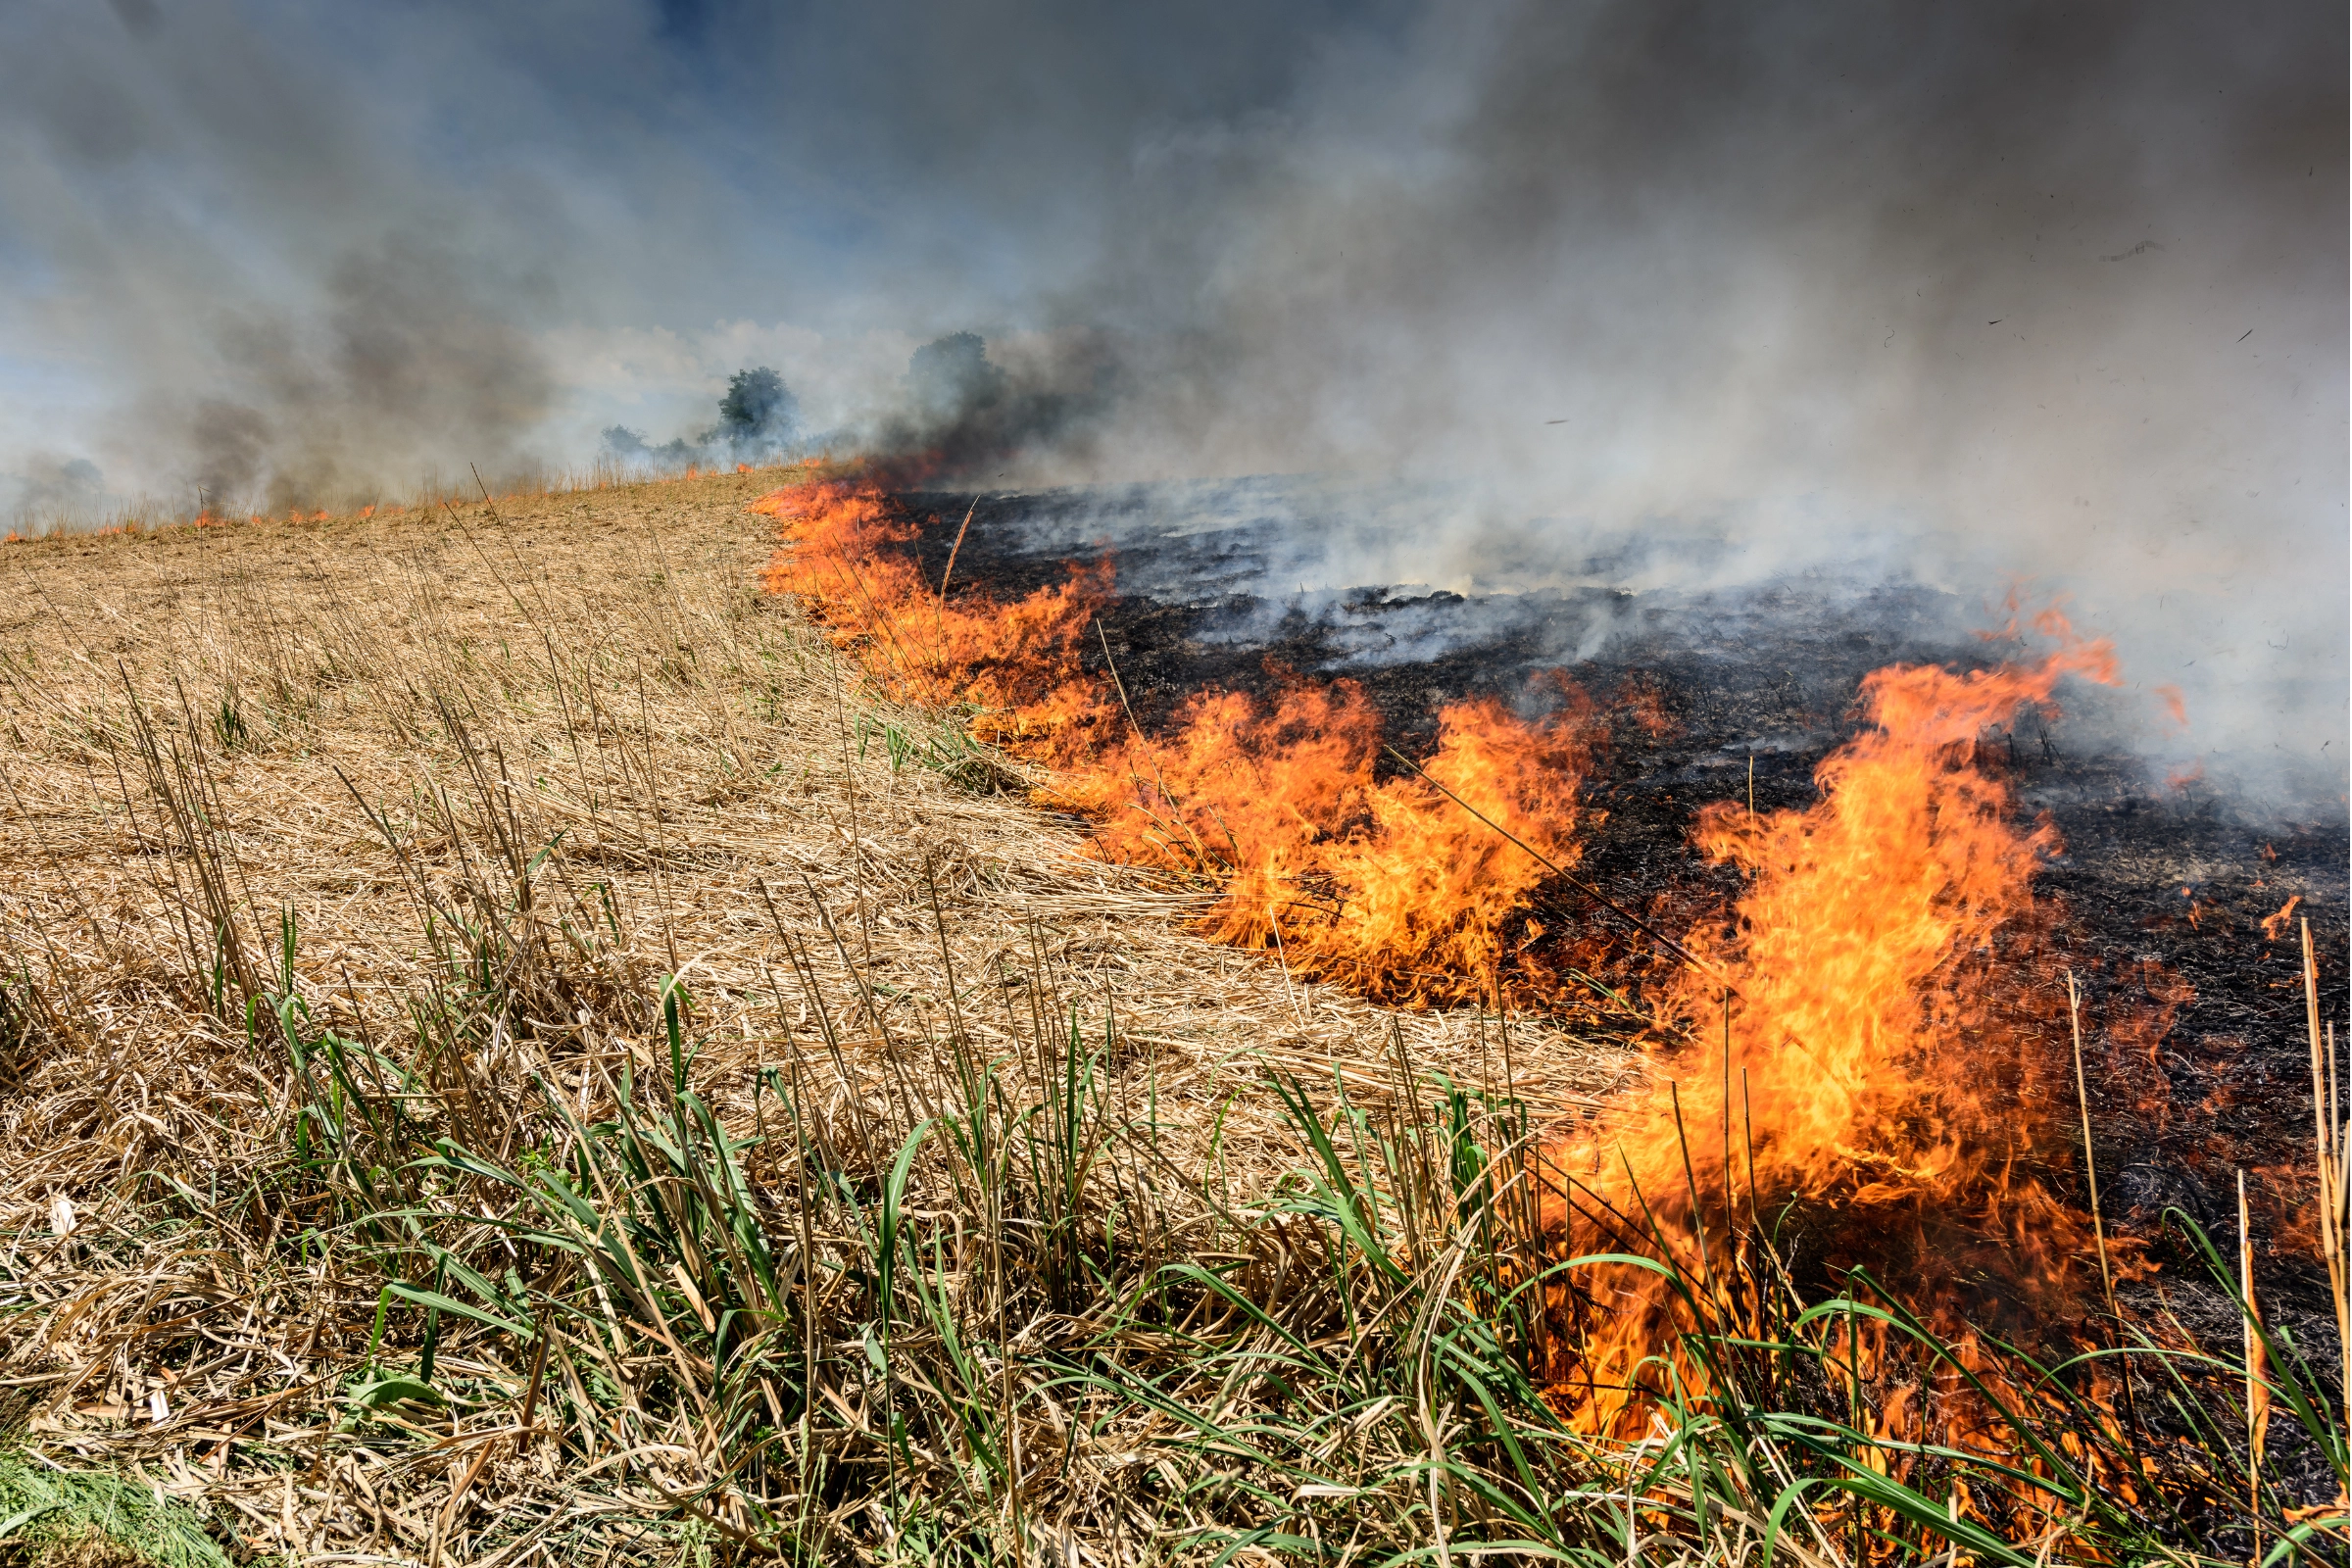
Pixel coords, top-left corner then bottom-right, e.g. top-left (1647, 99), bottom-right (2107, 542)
top-left (0, 0), bottom-right (2338, 796)
top-left (863, 330), bottom-right (1121, 476)
top-left (1026, 2), bottom-right (2346, 804)
top-left (0, 456), bottom-right (109, 529)
top-left (0, 0), bottom-right (1353, 512)
top-left (0, 1), bottom-right (574, 513)
top-left (1073, 4), bottom-right (2343, 494)
top-left (162, 239), bottom-right (558, 511)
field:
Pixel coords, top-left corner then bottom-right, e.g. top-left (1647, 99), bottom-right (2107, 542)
top-left (0, 468), bottom-right (2340, 1566)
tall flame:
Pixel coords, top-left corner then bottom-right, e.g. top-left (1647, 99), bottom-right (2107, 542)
top-left (1542, 631), bottom-right (2130, 1444)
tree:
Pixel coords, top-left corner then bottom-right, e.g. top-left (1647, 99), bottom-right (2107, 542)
top-left (715, 367), bottom-right (799, 444)
top-left (906, 334), bottom-right (1005, 425)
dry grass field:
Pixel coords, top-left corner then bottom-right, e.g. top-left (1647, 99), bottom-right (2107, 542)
top-left (0, 470), bottom-right (1640, 1565)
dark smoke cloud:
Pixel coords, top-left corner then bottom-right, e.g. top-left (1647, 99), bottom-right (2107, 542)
top-left (864, 330), bottom-right (1122, 477)
top-left (0, 0), bottom-right (2338, 796)
top-left (1070, 3), bottom-right (2341, 490)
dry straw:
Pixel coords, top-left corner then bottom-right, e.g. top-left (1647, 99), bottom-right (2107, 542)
top-left (0, 470), bottom-right (1631, 1562)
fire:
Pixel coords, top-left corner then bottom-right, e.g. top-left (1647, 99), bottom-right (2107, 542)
top-left (1539, 631), bottom-right (2132, 1455)
top-left (755, 481), bottom-right (1113, 763)
top-left (2264, 895), bottom-right (2303, 942)
top-left (756, 477), bottom-right (2180, 1488)
top-left (2153, 683), bottom-right (2188, 728)
top-left (756, 479), bottom-right (1605, 1004)
top-left (1064, 670), bottom-right (1603, 1004)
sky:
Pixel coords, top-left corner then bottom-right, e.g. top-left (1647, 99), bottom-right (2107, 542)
top-left (0, 0), bottom-right (2343, 796)
top-left (0, 0), bottom-right (1393, 509)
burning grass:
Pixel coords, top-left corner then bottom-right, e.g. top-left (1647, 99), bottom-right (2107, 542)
top-left (758, 481), bottom-right (1619, 1011)
top-left (1544, 637), bottom-right (2138, 1437)
top-left (751, 473), bottom-right (2351, 1558)
top-left (0, 466), bottom-right (2335, 1564)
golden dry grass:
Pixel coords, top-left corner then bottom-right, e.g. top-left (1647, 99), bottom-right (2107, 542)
top-left (0, 469), bottom-right (1636, 1563)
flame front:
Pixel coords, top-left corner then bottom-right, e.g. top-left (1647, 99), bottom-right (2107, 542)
top-left (1066, 671), bottom-right (1602, 1004)
top-left (1542, 636), bottom-right (2134, 1458)
top-left (756, 476), bottom-right (2158, 1503)
top-left (760, 480), bottom-right (1602, 1004)
top-left (757, 481), bottom-right (1116, 761)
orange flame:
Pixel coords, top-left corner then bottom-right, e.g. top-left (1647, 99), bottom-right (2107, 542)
top-left (758, 477), bottom-right (2195, 1522)
top-left (757, 481), bottom-right (1113, 763)
top-left (2152, 683), bottom-right (2188, 728)
top-left (758, 480), bottom-right (1606, 1003)
top-left (1066, 671), bottom-right (1602, 1004)
top-left (2261, 895), bottom-right (2302, 942)
top-left (1539, 630), bottom-right (2134, 1446)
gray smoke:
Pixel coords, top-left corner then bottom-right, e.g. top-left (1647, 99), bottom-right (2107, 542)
top-left (166, 239), bottom-right (557, 511)
top-left (0, 1), bottom-right (577, 512)
top-left (0, 0), bottom-right (1350, 510)
top-left (0, 0), bottom-right (2338, 800)
top-left (1023, 2), bottom-right (2347, 806)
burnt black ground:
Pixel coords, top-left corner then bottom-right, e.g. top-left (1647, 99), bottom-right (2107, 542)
top-left (895, 481), bottom-right (2349, 1499)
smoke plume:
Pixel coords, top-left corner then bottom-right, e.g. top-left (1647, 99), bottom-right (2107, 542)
top-left (1056, 2), bottom-right (2348, 803)
top-left (0, 0), bottom-right (2338, 797)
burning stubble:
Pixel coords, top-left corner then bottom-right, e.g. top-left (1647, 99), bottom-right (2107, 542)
top-left (750, 459), bottom-right (2352, 1536)
top-left (760, 478), bottom-right (1618, 1008)
top-left (1541, 628), bottom-right (2137, 1446)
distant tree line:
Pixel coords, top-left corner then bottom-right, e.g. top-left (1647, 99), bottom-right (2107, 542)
top-left (602, 365), bottom-right (803, 468)
top-left (601, 332), bottom-right (1017, 470)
